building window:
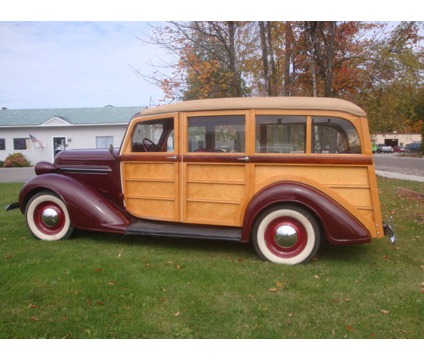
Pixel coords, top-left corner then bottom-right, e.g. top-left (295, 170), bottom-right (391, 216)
top-left (13, 138), bottom-right (30, 150)
top-left (0, 138), bottom-right (5, 150)
top-left (96, 136), bottom-right (113, 149)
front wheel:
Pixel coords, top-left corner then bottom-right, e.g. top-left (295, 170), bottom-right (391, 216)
top-left (252, 204), bottom-right (320, 265)
top-left (25, 191), bottom-right (74, 241)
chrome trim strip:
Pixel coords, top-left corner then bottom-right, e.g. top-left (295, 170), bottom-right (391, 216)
top-left (59, 166), bottom-right (112, 174)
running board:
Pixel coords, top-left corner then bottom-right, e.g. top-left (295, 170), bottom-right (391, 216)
top-left (125, 219), bottom-right (242, 242)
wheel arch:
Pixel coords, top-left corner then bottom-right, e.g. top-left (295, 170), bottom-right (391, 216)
top-left (19, 174), bottom-right (131, 234)
top-left (241, 181), bottom-right (371, 245)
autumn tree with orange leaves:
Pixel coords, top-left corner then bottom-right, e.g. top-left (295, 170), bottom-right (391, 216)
top-left (139, 21), bottom-right (424, 133)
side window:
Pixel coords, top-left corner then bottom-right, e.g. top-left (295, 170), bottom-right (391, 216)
top-left (14, 138), bottom-right (31, 150)
top-left (255, 115), bottom-right (306, 153)
top-left (188, 115), bottom-right (245, 153)
top-left (131, 118), bottom-right (174, 152)
top-left (312, 117), bottom-right (361, 154)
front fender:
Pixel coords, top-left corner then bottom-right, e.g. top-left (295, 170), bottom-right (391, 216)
top-left (19, 174), bottom-right (131, 234)
top-left (241, 181), bottom-right (370, 245)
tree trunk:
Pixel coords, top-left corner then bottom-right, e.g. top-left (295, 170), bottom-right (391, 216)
top-left (259, 21), bottom-right (270, 96)
top-left (227, 21), bottom-right (241, 97)
top-left (306, 21), bottom-right (318, 97)
top-left (283, 21), bottom-right (293, 96)
top-left (324, 21), bottom-right (336, 97)
top-left (266, 22), bottom-right (278, 96)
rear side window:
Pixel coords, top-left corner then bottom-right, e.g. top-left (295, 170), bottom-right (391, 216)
top-left (312, 117), bottom-right (361, 154)
top-left (255, 115), bottom-right (306, 153)
top-left (188, 115), bottom-right (245, 153)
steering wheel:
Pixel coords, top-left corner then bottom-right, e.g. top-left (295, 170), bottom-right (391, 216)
top-left (142, 138), bottom-right (157, 152)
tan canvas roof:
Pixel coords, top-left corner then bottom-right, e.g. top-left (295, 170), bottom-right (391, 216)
top-left (141, 97), bottom-right (367, 117)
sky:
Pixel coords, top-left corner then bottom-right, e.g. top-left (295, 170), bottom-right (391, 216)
top-left (0, 21), bottom-right (168, 109)
top-left (0, 1), bottom-right (417, 110)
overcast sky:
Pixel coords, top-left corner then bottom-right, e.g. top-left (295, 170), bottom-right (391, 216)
top-left (0, 1), bottom-right (416, 110)
top-left (0, 21), bottom-right (169, 109)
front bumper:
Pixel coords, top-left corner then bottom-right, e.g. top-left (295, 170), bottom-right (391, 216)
top-left (5, 202), bottom-right (19, 211)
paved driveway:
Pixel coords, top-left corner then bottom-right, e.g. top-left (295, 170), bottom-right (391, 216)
top-left (0, 167), bottom-right (36, 182)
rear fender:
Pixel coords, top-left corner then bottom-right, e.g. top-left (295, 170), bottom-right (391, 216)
top-left (19, 174), bottom-right (131, 234)
top-left (241, 181), bottom-right (370, 245)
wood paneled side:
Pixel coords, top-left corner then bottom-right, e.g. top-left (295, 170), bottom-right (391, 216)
top-left (253, 164), bottom-right (377, 229)
top-left (184, 163), bottom-right (248, 226)
top-left (122, 162), bottom-right (179, 221)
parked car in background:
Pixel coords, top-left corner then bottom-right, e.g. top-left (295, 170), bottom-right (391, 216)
top-left (371, 143), bottom-right (377, 153)
top-left (405, 142), bottom-right (422, 154)
top-left (7, 97), bottom-right (396, 265)
top-left (393, 145), bottom-right (405, 153)
top-left (377, 144), bottom-right (394, 153)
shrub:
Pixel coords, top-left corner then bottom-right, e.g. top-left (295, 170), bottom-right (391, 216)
top-left (2, 153), bottom-right (31, 167)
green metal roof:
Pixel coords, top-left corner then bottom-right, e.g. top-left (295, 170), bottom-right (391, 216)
top-left (0, 106), bottom-right (145, 127)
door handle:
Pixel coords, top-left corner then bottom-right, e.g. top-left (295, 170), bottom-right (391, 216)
top-left (237, 156), bottom-right (249, 162)
top-left (166, 155), bottom-right (178, 160)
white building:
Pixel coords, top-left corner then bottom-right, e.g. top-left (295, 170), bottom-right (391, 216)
top-left (0, 105), bottom-right (144, 165)
top-left (371, 132), bottom-right (421, 147)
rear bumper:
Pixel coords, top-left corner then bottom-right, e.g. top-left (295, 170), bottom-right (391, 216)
top-left (383, 219), bottom-right (396, 244)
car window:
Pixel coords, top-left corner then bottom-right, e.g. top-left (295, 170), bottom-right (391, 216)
top-left (255, 115), bottom-right (306, 153)
top-left (187, 115), bottom-right (245, 153)
top-left (131, 118), bottom-right (174, 152)
top-left (312, 117), bottom-right (361, 154)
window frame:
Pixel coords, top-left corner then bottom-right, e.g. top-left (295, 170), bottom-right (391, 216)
top-left (13, 137), bottom-right (30, 151)
top-left (96, 136), bottom-right (114, 149)
top-left (255, 114), bottom-right (307, 154)
top-left (183, 110), bottom-right (249, 156)
top-left (130, 117), bottom-right (175, 153)
top-left (253, 110), bottom-right (364, 156)
top-left (311, 116), bottom-right (362, 155)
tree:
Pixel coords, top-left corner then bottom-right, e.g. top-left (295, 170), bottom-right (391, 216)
top-left (358, 22), bottom-right (424, 133)
top-left (139, 21), bottom-right (251, 101)
top-left (138, 20), bottom-right (424, 136)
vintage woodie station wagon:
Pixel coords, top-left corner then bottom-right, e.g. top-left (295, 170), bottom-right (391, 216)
top-left (8, 97), bottom-right (396, 264)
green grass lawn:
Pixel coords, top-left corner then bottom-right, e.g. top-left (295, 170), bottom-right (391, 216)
top-left (0, 178), bottom-right (423, 339)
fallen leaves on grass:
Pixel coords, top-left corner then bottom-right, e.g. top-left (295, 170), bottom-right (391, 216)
top-left (380, 309), bottom-right (390, 314)
top-left (269, 281), bottom-right (284, 293)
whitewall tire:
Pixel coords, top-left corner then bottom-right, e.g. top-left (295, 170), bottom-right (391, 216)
top-left (252, 204), bottom-right (320, 265)
top-left (25, 191), bottom-right (73, 241)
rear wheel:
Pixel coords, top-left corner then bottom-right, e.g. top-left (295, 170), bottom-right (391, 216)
top-left (252, 204), bottom-right (320, 265)
top-left (25, 191), bottom-right (73, 241)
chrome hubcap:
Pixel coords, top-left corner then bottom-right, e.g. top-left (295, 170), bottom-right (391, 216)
top-left (41, 208), bottom-right (59, 227)
top-left (274, 225), bottom-right (298, 248)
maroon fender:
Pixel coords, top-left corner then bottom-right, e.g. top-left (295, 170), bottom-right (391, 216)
top-left (241, 181), bottom-right (371, 245)
top-left (18, 174), bottom-right (131, 234)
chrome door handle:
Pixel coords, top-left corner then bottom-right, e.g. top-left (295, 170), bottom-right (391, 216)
top-left (237, 156), bottom-right (249, 162)
top-left (166, 155), bottom-right (177, 160)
